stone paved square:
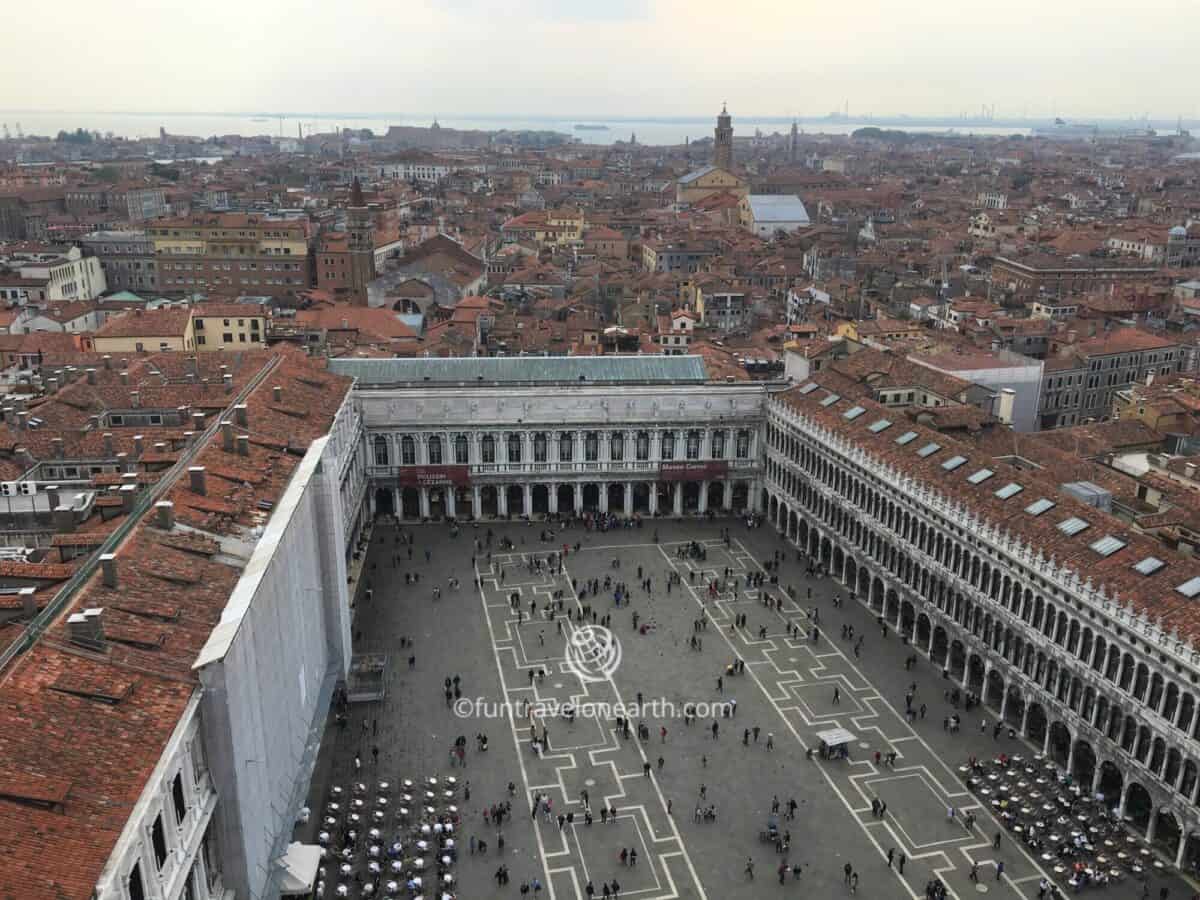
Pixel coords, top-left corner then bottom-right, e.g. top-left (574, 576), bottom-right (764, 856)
top-left (297, 517), bottom-right (1187, 900)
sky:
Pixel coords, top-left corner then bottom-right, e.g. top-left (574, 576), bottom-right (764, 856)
top-left (2, 0), bottom-right (1197, 121)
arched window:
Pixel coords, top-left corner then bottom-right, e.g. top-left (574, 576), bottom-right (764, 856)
top-left (559, 432), bottom-right (574, 462)
top-left (427, 435), bottom-right (442, 464)
top-left (507, 433), bottom-right (522, 463)
top-left (636, 431), bottom-right (650, 460)
top-left (736, 429), bottom-right (751, 458)
top-left (661, 431), bottom-right (675, 460)
top-left (584, 432), bottom-right (599, 461)
top-left (373, 435), bottom-right (389, 466)
top-left (533, 432), bottom-right (547, 462)
top-left (610, 432), bottom-right (624, 461)
top-left (481, 434), bottom-right (495, 463)
top-left (401, 436), bottom-right (415, 465)
top-left (685, 430), bottom-right (701, 460)
top-left (712, 430), bottom-right (726, 458)
top-left (454, 434), bottom-right (469, 464)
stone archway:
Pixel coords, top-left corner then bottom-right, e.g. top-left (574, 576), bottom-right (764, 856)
top-left (632, 482), bottom-right (651, 514)
top-left (985, 668), bottom-right (1005, 712)
top-left (769, 494), bottom-right (779, 521)
top-left (1096, 760), bottom-right (1123, 808)
top-left (930, 626), bottom-right (949, 666)
top-left (1071, 739), bottom-right (1096, 788)
top-left (1047, 721), bottom-right (1072, 768)
top-left (454, 486), bottom-right (472, 519)
top-left (1003, 685), bottom-right (1024, 728)
top-left (731, 481), bottom-right (749, 510)
top-left (505, 485), bottom-right (524, 517)
top-left (1123, 781), bottom-right (1152, 833)
top-left (374, 487), bottom-right (394, 517)
top-left (948, 639), bottom-right (967, 681)
top-left (532, 484), bottom-right (550, 516)
top-left (582, 483), bottom-right (600, 512)
top-left (428, 487), bottom-right (446, 519)
top-left (682, 481), bottom-right (701, 512)
top-left (1025, 702), bottom-right (1048, 746)
top-left (707, 481), bottom-right (726, 510)
top-left (899, 600), bottom-right (915, 639)
top-left (884, 588), bottom-right (900, 624)
top-left (557, 483), bottom-right (575, 514)
top-left (607, 482), bottom-right (625, 514)
top-left (966, 654), bottom-right (985, 694)
top-left (400, 487), bottom-right (420, 520)
top-left (915, 612), bottom-right (931, 649)
top-left (480, 485), bottom-right (498, 518)
top-left (1152, 809), bottom-right (1183, 862)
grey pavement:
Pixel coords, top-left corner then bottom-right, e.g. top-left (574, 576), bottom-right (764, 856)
top-left (295, 517), bottom-right (1192, 900)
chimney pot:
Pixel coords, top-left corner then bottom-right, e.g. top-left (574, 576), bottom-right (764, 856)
top-left (183, 430), bottom-right (196, 445)
top-left (119, 483), bottom-right (136, 512)
top-left (234, 403), bottom-right (248, 427)
top-left (102, 355), bottom-right (112, 370)
top-left (133, 434), bottom-right (144, 457)
top-left (237, 434), bottom-right (249, 456)
top-left (19, 586), bottom-right (36, 618)
top-left (46, 376), bottom-right (58, 393)
top-left (46, 484), bottom-right (60, 509)
top-left (100, 554), bottom-right (118, 589)
top-left (119, 371), bottom-right (129, 386)
top-left (223, 373), bottom-right (233, 393)
top-left (103, 432), bottom-right (114, 456)
top-left (85, 367), bottom-right (96, 385)
top-left (156, 500), bottom-right (175, 530)
top-left (221, 420), bottom-right (234, 451)
top-left (16, 411), bottom-right (27, 430)
top-left (272, 385), bottom-right (282, 403)
top-left (130, 390), bottom-right (140, 408)
top-left (51, 436), bottom-right (64, 459)
top-left (191, 411), bottom-right (205, 430)
top-left (189, 465), bottom-right (207, 496)
top-left (54, 503), bottom-right (75, 534)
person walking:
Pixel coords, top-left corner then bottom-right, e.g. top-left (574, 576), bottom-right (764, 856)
top-left (744, 857), bottom-right (755, 880)
top-left (996, 860), bottom-right (1004, 882)
top-left (993, 831), bottom-right (1002, 850)
top-left (850, 871), bottom-right (858, 893)
top-left (886, 848), bottom-right (894, 868)
top-left (897, 852), bottom-right (906, 874)
top-left (844, 862), bottom-right (853, 885)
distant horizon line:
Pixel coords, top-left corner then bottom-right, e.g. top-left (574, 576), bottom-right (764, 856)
top-left (0, 108), bottom-right (1195, 126)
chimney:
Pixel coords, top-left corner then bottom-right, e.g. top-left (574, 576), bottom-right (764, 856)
top-left (120, 358), bottom-right (128, 370)
top-left (65, 366), bottom-right (77, 383)
top-left (50, 437), bottom-right (64, 459)
top-left (1185, 463), bottom-right (1196, 481)
top-left (186, 372), bottom-right (195, 383)
top-left (16, 447), bottom-right (34, 468)
top-left (103, 432), bottom-right (114, 456)
top-left (19, 586), bottom-right (36, 618)
top-left (223, 373), bottom-right (233, 393)
top-left (115, 451), bottom-right (128, 473)
top-left (46, 376), bottom-right (58, 393)
top-left (189, 465), bottom-right (207, 496)
top-left (102, 354), bottom-right (112, 370)
top-left (119, 483), bottom-right (137, 513)
top-left (88, 414), bottom-right (101, 430)
top-left (130, 390), bottom-right (140, 408)
top-left (15, 411), bottom-right (27, 430)
top-left (100, 553), bottom-right (118, 588)
top-left (187, 355), bottom-right (198, 376)
top-left (191, 411), bottom-right (206, 431)
top-left (272, 385), bottom-right (282, 403)
top-left (84, 367), bottom-right (97, 385)
top-left (133, 434), bottom-right (144, 458)
top-left (221, 420), bottom-right (234, 451)
top-left (53, 503), bottom-right (75, 533)
top-left (119, 370), bottom-right (129, 386)
top-left (234, 403), bottom-right (248, 427)
top-left (182, 430), bottom-right (195, 445)
top-left (155, 500), bottom-right (175, 530)
top-left (997, 388), bottom-right (1016, 426)
top-left (153, 441), bottom-right (166, 454)
top-left (1146, 371), bottom-right (1155, 387)
top-left (1, 407), bottom-right (12, 425)
top-left (46, 484), bottom-right (60, 509)
top-left (68, 608), bottom-right (105, 647)
top-left (237, 434), bottom-right (249, 456)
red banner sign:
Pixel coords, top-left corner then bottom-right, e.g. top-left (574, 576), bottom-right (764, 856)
top-left (397, 466), bottom-right (471, 488)
top-left (658, 461), bottom-right (729, 482)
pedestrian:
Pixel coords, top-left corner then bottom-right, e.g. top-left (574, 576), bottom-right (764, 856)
top-left (969, 861), bottom-right (978, 882)
top-left (833, 686), bottom-right (840, 704)
top-left (886, 848), bottom-right (894, 868)
top-left (851, 871), bottom-right (858, 893)
top-left (993, 831), bottom-right (1001, 850)
top-left (620, 848), bottom-right (628, 866)
top-left (745, 857), bottom-right (754, 880)
top-left (996, 860), bottom-right (1004, 882)
top-left (844, 862), bottom-right (853, 884)
top-left (898, 852), bottom-right (906, 874)
top-left (371, 745), bottom-right (379, 765)
top-left (753, 726), bottom-right (760, 742)
top-left (470, 835), bottom-right (477, 855)
top-left (629, 849), bottom-right (637, 867)
top-left (353, 754), bottom-right (361, 773)
top-left (657, 755), bottom-right (665, 771)
top-left (766, 733), bottom-right (774, 750)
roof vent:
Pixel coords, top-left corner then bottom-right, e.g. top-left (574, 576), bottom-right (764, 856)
top-left (68, 607), bottom-right (105, 648)
top-left (102, 355), bottom-right (112, 370)
top-left (103, 432), bottom-right (114, 456)
top-left (221, 420), bottom-right (234, 452)
top-left (119, 371), bottom-right (128, 386)
top-left (223, 373), bottom-right (233, 393)
top-left (19, 586), bottom-right (36, 618)
top-left (86, 368), bottom-right (96, 385)
top-left (272, 385), bottom-right (282, 403)
top-left (234, 403), bottom-right (248, 427)
top-left (133, 434), bottom-right (143, 458)
top-left (237, 435), bottom-right (249, 456)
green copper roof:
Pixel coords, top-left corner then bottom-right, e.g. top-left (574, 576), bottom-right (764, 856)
top-left (330, 355), bottom-right (708, 385)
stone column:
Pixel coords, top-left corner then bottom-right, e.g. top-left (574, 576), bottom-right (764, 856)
top-left (702, 429), bottom-right (713, 458)
top-left (393, 487), bottom-right (402, 519)
top-left (926, 627), bottom-right (934, 655)
top-left (723, 481), bottom-right (735, 512)
top-left (698, 480), bottom-right (709, 513)
top-left (624, 482), bottom-right (633, 516)
top-left (1021, 703), bottom-right (1030, 736)
top-left (1066, 740), bottom-right (1076, 774)
top-left (1176, 831), bottom-right (1189, 870)
top-left (1042, 728), bottom-right (1052, 757)
top-left (1091, 764), bottom-right (1104, 794)
top-left (498, 487), bottom-right (509, 517)
top-left (599, 482), bottom-right (609, 513)
top-left (419, 487), bottom-right (431, 519)
top-left (548, 483), bottom-right (559, 515)
top-left (649, 483), bottom-right (659, 516)
top-left (523, 483), bottom-right (533, 518)
top-left (446, 489), bottom-right (457, 519)
top-left (673, 482), bottom-right (683, 516)
top-left (472, 485), bottom-right (481, 516)
top-left (574, 483), bottom-right (583, 513)
top-left (961, 657), bottom-right (971, 690)
top-left (1000, 689), bottom-right (1009, 722)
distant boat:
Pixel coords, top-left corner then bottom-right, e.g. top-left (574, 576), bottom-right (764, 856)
top-left (250, 116), bottom-right (270, 122)
top-left (574, 124), bottom-right (609, 131)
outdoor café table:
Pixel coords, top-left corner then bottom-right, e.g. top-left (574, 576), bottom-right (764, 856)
top-left (1043, 804), bottom-right (1055, 813)
top-left (324, 816), bottom-right (338, 827)
top-left (372, 810), bottom-right (385, 823)
top-left (318, 831), bottom-right (331, 845)
top-left (402, 793), bottom-right (414, 804)
top-left (355, 782), bottom-right (367, 794)
top-left (336, 885), bottom-right (349, 898)
top-left (424, 806), bottom-right (436, 816)
top-left (328, 802), bottom-right (342, 814)
top-left (425, 791), bottom-right (436, 802)
top-left (427, 777), bottom-right (438, 787)
top-left (390, 842), bottom-right (403, 857)
top-left (352, 798), bottom-right (365, 810)
top-left (402, 780), bottom-right (414, 790)
top-left (442, 790), bottom-right (454, 801)
top-left (958, 766), bottom-right (969, 776)
top-left (442, 873), bottom-right (454, 886)
top-left (370, 828), bottom-right (382, 840)
top-left (1117, 852), bottom-right (1129, 861)
top-left (369, 845), bottom-right (382, 858)
top-left (433, 823), bottom-right (444, 836)
top-left (413, 857), bottom-right (427, 871)
top-left (386, 881), bottom-right (399, 895)
top-left (1097, 856), bottom-right (1108, 865)
top-left (1021, 806), bottom-right (1033, 815)
top-left (441, 855), bottom-right (452, 868)
top-left (446, 805), bottom-right (458, 817)
top-left (331, 785), bottom-right (344, 797)
top-left (420, 825), bottom-right (432, 837)
top-left (1153, 860), bottom-right (1165, 870)
top-left (1036, 777), bottom-right (1047, 785)
top-left (442, 823), bottom-right (454, 835)
top-left (349, 813), bottom-right (362, 826)
top-left (368, 861), bottom-right (382, 875)
top-left (988, 774), bottom-right (999, 782)
top-left (980, 788), bottom-right (991, 796)
top-left (1140, 849), bottom-right (1151, 858)
top-left (416, 840), bottom-right (430, 852)
top-left (339, 863), bottom-right (353, 877)
top-left (444, 839), bottom-right (455, 853)
top-left (377, 796), bottom-right (389, 807)
top-left (398, 807), bottom-right (410, 820)
top-left (378, 781), bottom-right (390, 793)
top-left (1050, 834), bottom-right (1062, 843)
top-left (391, 860), bottom-right (404, 874)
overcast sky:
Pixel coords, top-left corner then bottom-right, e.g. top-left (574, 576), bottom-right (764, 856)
top-left (3, 0), bottom-right (1196, 120)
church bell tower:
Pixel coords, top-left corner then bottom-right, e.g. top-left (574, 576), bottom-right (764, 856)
top-left (714, 104), bottom-right (733, 171)
top-left (346, 177), bottom-right (375, 307)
